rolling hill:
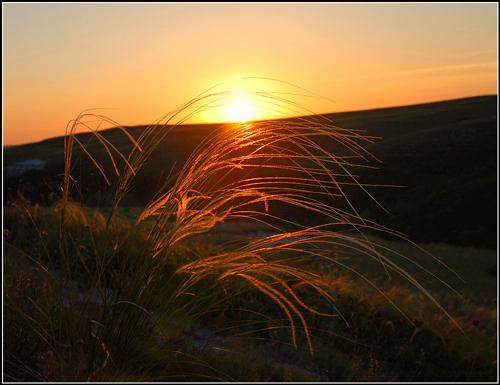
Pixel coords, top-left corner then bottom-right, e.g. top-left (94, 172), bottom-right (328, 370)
top-left (3, 95), bottom-right (497, 248)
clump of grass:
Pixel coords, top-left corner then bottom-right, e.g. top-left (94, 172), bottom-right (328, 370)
top-left (4, 79), bottom-right (466, 380)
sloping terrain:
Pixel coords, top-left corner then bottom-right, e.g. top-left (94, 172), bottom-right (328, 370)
top-left (4, 95), bottom-right (497, 247)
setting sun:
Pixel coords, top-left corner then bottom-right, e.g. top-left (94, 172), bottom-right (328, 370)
top-left (224, 92), bottom-right (257, 123)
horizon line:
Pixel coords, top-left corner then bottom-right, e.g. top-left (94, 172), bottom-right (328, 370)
top-left (4, 93), bottom-right (497, 148)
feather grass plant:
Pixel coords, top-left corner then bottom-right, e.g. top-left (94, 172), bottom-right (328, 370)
top-left (4, 79), bottom-right (465, 380)
top-left (62, 80), bottom-right (462, 350)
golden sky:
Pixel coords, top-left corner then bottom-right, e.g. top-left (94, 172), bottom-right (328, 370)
top-left (3, 3), bottom-right (498, 145)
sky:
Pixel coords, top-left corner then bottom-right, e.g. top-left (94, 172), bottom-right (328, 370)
top-left (3, 3), bottom-right (498, 145)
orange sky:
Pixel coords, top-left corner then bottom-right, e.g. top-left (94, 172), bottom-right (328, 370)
top-left (3, 3), bottom-right (498, 145)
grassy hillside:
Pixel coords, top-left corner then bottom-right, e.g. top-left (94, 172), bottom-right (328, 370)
top-left (4, 95), bottom-right (497, 247)
top-left (326, 95), bottom-right (498, 247)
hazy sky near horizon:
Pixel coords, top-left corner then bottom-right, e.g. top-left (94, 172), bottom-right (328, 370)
top-left (4, 3), bottom-right (498, 145)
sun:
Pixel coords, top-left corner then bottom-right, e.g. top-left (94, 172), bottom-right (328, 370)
top-left (224, 92), bottom-right (257, 123)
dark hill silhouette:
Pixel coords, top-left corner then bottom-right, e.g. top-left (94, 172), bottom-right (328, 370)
top-left (4, 95), bottom-right (497, 248)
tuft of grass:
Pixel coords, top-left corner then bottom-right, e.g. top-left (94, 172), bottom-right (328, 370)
top-left (4, 80), bottom-right (491, 381)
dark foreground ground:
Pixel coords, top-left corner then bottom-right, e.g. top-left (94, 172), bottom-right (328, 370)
top-left (4, 207), bottom-right (497, 381)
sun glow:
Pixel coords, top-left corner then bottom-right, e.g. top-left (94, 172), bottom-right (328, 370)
top-left (224, 92), bottom-right (257, 123)
top-left (195, 78), bottom-right (288, 124)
